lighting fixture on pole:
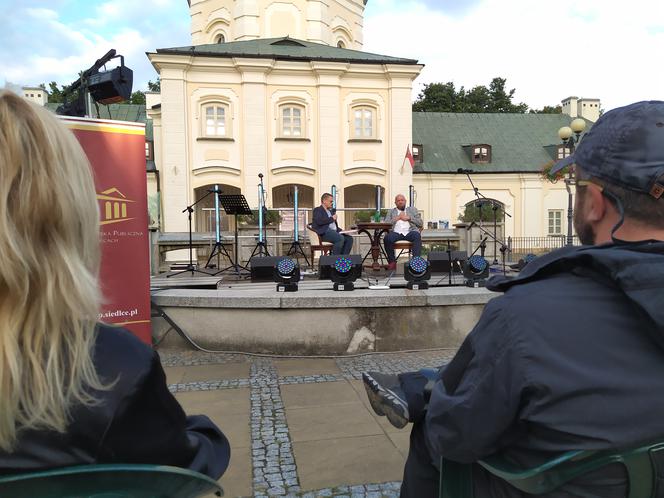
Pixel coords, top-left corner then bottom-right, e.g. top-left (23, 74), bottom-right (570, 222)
top-left (557, 118), bottom-right (587, 246)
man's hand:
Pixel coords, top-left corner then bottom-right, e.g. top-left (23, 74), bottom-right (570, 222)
top-left (397, 213), bottom-right (410, 221)
top-left (332, 214), bottom-right (337, 221)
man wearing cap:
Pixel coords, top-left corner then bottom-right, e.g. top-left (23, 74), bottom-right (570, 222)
top-left (362, 101), bottom-right (664, 497)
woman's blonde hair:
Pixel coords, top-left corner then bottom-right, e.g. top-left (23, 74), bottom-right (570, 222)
top-left (0, 91), bottom-right (104, 451)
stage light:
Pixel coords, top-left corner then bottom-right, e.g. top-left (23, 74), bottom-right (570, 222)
top-left (463, 255), bottom-right (489, 287)
top-left (56, 49), bottom-right (133, 118)
top-left (318, 255), bottom-right (361, 291)
top-left (510, 253), bottom-right (538, 272)
top-left (88, 65), bottom-right (133, 105)
top-left (404, 256), bottom-right (431, 290)
top-left (274, 257), bottom-right (300, 292)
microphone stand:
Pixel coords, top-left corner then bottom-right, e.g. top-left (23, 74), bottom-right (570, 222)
top-left (167, 189), bottom-right (217, 278)
top-left (249, 174), bottom-right (271, 258)
top-left (462, 170), bottom-right (512, 269)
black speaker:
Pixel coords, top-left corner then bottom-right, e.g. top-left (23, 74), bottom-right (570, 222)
top-left (428, 251), bottom-right (467, 274)
top-left (88, 66), bottom-right (133, 105)
top-left (318, 254), bottom-right (362, 280)
top-left (250, 256), bottom-right (285, 282)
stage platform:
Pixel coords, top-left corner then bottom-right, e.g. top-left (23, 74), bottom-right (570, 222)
top-left (151, 269), bottom-right (499, 355)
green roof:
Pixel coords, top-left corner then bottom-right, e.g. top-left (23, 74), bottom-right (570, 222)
top-left (412, 112), bottom-right (593, 174)
top-left (153, 37), bottom-right (418, 65)
top-left (45, 102), bottom-right (151, 140)
top-left (45, 102), bottom-right (147, 123)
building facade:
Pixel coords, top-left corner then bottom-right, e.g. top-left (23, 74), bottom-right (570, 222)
top-left (147, 0), bottom-right (599, 255)
top-left (148, 0), bottom-right (422, 240)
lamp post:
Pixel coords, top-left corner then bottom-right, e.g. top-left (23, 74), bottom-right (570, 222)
top-left (557, 118), bottom-right (586, 246)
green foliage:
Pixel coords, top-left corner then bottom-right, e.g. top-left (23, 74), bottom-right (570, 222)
top-left (147, 78), bottom-right (161, 92)
top-left (129, 91), bottom-right (146, 105)
top-left (529, 105), bottom-right (562, 114)
top-left (413, 77), bottom-right (528, 113)
top-left (540, 159), bottom-right (570, 183)
top-left (353, 209), bottom-right (388, 223)
top-left (458, 202), bottom-right (505, 223)
top-left (239, 209), bottom-right (282, 225)
top-left (45, 81), bottom-right (68, 103)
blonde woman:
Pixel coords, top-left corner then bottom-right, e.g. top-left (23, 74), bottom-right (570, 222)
top-left (0, 91), bottom-right (229, 478)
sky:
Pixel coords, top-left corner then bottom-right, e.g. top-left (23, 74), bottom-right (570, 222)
top-left (1, 0), bottom-right (663, 111)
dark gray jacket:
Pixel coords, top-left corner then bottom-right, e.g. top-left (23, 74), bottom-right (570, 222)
top-left (425, 241), bottom-right (664, 497)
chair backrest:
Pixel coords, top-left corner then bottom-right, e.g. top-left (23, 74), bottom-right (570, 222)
top-left (0, 464), bottom-right (224, 498)
top-left (440, 440), bottom-right (664, 498)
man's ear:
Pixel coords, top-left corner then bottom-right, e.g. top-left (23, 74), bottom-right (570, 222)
top-left (584, 185), bottom-right (609, 223)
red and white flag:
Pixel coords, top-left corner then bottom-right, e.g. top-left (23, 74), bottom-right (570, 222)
top-left (401, 145), bottom-right (415, 172)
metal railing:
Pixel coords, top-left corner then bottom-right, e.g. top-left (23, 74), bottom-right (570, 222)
top-left (507, 236), bottom-right (580, 260)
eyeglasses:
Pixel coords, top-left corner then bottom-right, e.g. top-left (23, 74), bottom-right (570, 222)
top-left (576, 179), bottom-right (604, 192)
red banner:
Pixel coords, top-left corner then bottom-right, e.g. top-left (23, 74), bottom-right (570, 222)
top-left (61, 117), bottom-right (152, 344)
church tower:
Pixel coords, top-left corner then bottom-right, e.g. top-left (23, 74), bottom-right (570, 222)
top-left (188, 0), bottom-right (366, 49)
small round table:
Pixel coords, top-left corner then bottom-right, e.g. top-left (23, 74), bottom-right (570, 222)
top-left (356, 222), bottom-right (392, 271)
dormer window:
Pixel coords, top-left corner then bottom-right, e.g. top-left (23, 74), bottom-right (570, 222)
top-left (412, 144), bottom-right (423, 163)
top-left (471, 144), bottom-right (491, 163)
top-left (557, 145), bottom-right (571, 160)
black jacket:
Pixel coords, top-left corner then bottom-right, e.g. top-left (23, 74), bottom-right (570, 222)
top-left (425, 241), bottom-right (664, 497)
top-left (312, 205), bottom-right (340, 235)
top-left (0, 325), bottom-right (230, 480)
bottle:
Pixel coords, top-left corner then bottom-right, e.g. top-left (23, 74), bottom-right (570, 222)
top-left (373, 210), bottom-right (381, 222)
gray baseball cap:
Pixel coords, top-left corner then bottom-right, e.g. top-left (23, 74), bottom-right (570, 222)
top-left (551, 100), bottom-right (664, 199)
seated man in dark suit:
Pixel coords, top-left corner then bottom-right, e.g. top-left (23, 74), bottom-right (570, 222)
top-left (312, 193), bottom-right (353, 255)
top-left (383, 194), bottom-right (423, 271)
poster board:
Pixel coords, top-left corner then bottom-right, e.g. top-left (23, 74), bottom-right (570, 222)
top-left (61, 116), bottom-right (151, 344)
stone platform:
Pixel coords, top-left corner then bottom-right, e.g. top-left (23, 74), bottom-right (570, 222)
top-left (151, 276), bottom-right (497, 354)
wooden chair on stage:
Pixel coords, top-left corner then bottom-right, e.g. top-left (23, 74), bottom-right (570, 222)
top-left (306, 223), bottom-right (333, 267)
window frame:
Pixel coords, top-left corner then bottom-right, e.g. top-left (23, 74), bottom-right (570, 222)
top-left (471, 144), bottom-right (491, 164)
top-left (200, 101), bottom-right (231, 139)
top-left (548, 209), bottom-right (564, 236)
top-left (350, 105), bottom-right (377, 140)
top-left (278, 103), bottom-right (306, 139)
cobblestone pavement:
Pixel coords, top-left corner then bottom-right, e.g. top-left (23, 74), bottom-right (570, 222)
top-left (161, 349), bottom-right (456, 497)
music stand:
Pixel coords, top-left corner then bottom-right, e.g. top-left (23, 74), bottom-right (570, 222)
top-left (217, 194), bottom-right (253, 276)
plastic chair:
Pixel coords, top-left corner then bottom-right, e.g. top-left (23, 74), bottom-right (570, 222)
top-left (0, 463), bottom-right (224, 498)
top-left (306, 223), bottom-right (333, 265)
top-left (440, 441), bottom-right (664, 498)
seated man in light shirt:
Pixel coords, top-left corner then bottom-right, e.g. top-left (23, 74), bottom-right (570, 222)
top-left (383, 194), bottom-right (423, 271)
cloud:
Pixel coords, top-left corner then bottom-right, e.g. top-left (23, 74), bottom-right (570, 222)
top-left (364, 0), bottom-right (664, 111)
top-left (0, 0), bottom-right (190, 91)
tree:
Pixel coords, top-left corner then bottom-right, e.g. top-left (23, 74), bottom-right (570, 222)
top-left (45, 81), bottom-right (68, 103)
top-left (458, 201), bottom-right (505, 223)
top-left (129, 91), bottom-right (146, 105)
top-left (413, 77), bottom-right (528, 113)
top-left (147, 78), bottom-right (160, 92)
top-left (530, 105), bottom-right (562, 114)
top-left (412, 82), bottom-right (459, 112)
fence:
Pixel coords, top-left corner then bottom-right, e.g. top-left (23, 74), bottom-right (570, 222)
top-left (507, 236), bottom-right (580, 261)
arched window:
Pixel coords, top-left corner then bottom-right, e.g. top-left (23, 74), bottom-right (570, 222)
top-left (202, 103), bottom-right (230, 138)
top-left (216, 33), bottom-right (226, 43)
top-left (279, 104), bottom-right (305, 138)
top-left (337, 40), bottom-right (345, 48)
top-left (351, 106), bottom-right (375, 139)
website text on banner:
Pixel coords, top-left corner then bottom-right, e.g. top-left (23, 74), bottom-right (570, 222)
top-left (62, 117), bottom-right (151, 344)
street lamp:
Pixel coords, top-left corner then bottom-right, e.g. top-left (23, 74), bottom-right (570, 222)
top-left (557, 118), bottom-right (586, 245)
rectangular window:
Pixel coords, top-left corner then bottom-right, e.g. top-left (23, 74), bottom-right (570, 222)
top-left (204, 105), bottom-right (226, 136)
top-left (353, 107), bottom-right (374, 138)
top-left (281, 106), bottom-right (304, 137)
top-left (557, 146), bottom-right (571, 160)
top-left (548, 210), bottom-right (563, 235)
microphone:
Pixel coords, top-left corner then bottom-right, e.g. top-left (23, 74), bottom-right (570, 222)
top-left (258, 173), bottom-right (264, 179)
top-left (331, 208), bottom-right (336, 215)
top-left (457, 168), bottom-right (473, 174)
